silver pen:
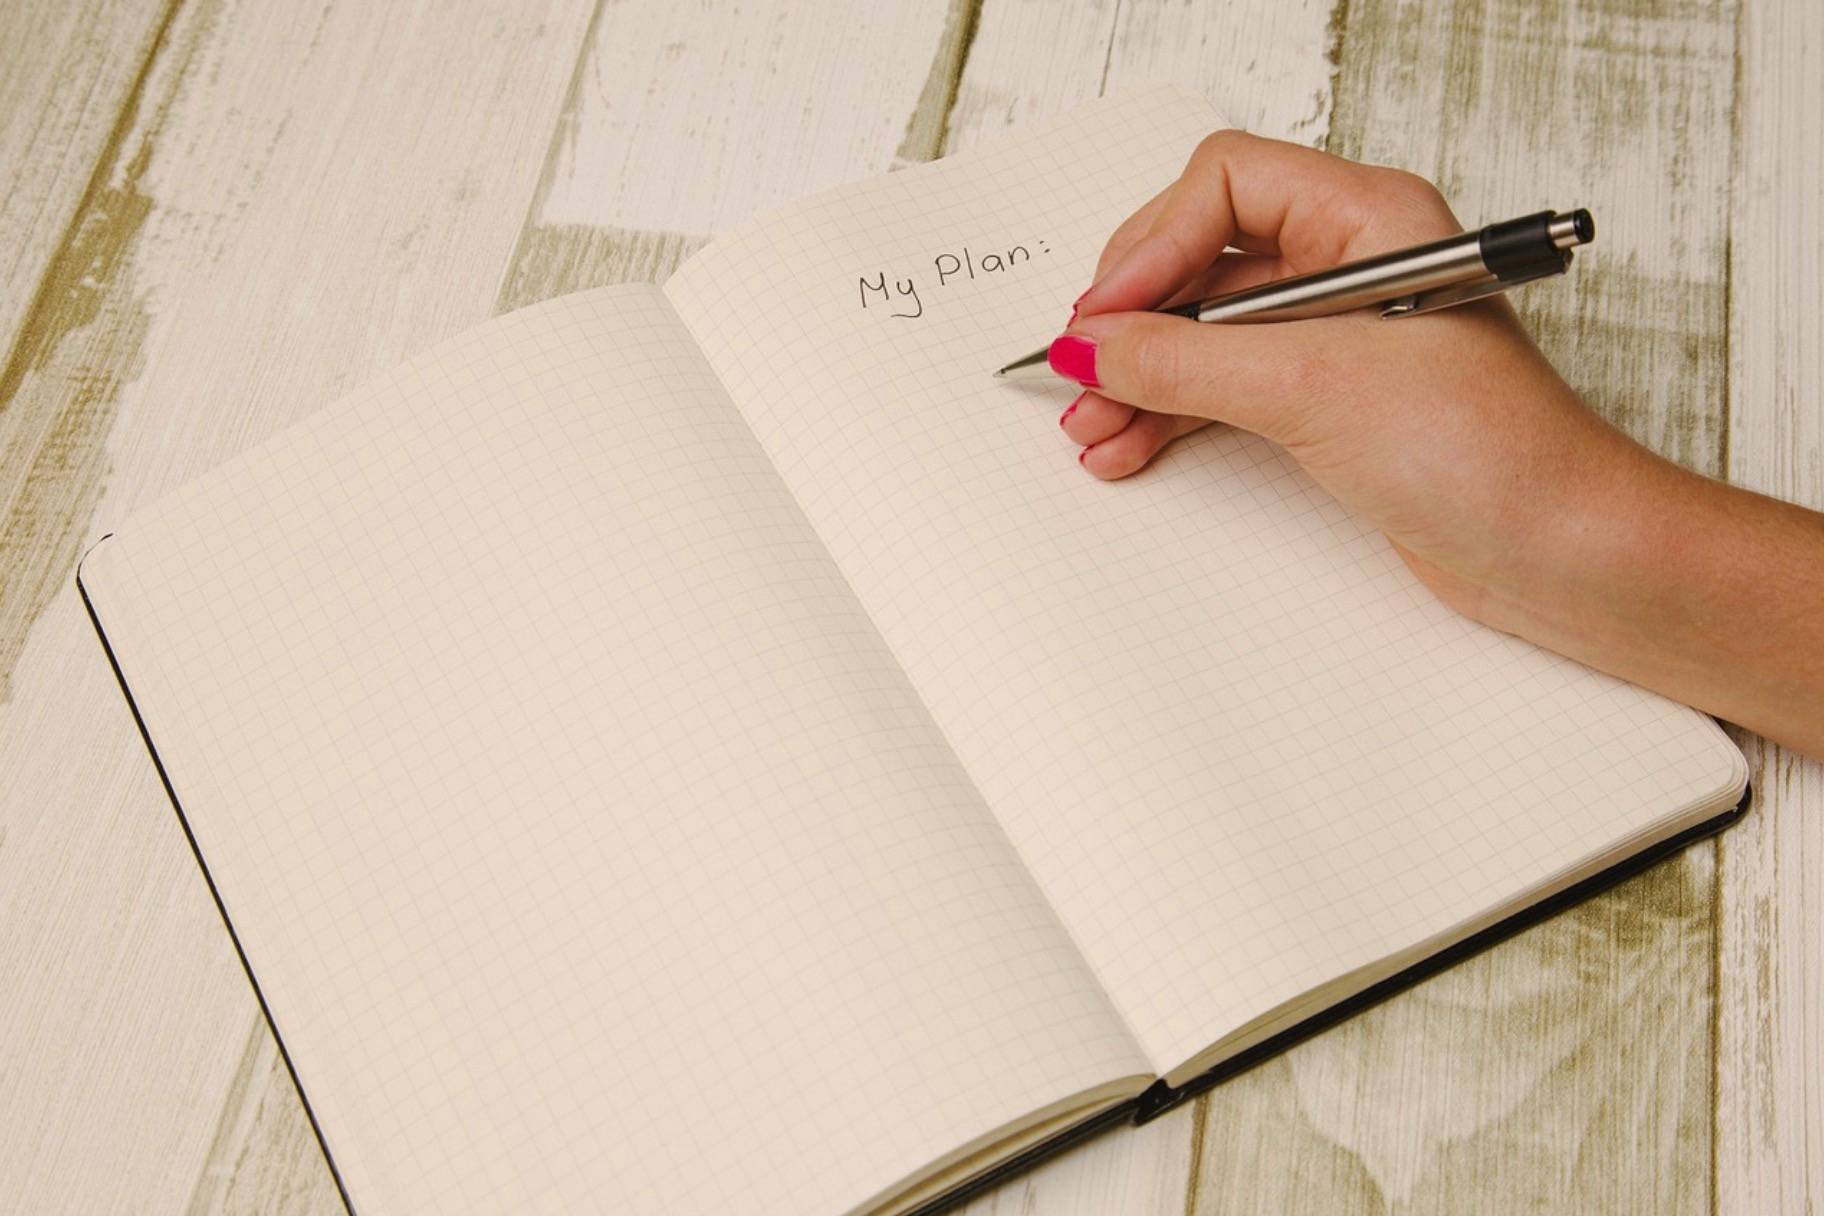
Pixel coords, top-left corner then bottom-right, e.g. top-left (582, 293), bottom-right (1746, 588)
top-left (994, 208), bottom-right (1594, 378)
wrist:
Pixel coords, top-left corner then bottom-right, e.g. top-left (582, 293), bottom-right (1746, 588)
top-left (1474, 443), bottom-right (1824, 755)
top-left (1466, 422), bottom-right (1691, 656)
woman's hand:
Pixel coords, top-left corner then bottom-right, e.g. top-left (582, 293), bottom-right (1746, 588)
top-left (1053, 130), bottom-right (1651, 623)
top-left (1050, 130), bottom-right (1824, 757)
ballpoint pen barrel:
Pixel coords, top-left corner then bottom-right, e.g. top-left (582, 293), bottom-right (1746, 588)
top-left (1192, 235), bottom-right (1487, 323)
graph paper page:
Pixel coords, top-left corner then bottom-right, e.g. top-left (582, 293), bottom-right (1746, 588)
top-left (666, 88), bottom-right (1748, 1076)
top-left (78, 286), bottom-right (1151, 1216)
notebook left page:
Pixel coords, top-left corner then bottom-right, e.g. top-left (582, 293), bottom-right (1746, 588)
top-left (77, 286), bottom-right (1151, 1216)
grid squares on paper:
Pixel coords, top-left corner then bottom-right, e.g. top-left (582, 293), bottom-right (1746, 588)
top-left (80, 285), bottom-right (1153, 1216)
top-left (666, 86), bottom-right (1747, 1075)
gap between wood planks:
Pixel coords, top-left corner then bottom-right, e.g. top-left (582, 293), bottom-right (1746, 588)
top-left (0, 0), bottom-right (184, 701)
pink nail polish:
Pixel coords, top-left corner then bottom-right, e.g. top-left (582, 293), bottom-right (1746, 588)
top-left (1078, 447), bottom-right (1090, 465)
top-left (1048, 335), bottom-right (1100, 387)
top-left (1059, 393), bottom-right (1083, 428)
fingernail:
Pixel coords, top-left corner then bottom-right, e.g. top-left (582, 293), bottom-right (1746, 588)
top-left (1068, 288), bottom-right (1090, 323)
top-left (1059, 393), bottom-right (1083, 428)
top-left (1078, 447), bottom-right (1090, 465)
top-left (1048, 335), bottom-right (1100, 387)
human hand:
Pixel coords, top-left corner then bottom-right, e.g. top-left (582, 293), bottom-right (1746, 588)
top-left (1051, 130), bottom-right (1661, 625)
top-left (1049, 130), bottom-right (1824, 757)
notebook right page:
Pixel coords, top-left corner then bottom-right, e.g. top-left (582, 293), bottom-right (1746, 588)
top-left (666, 88), bottom-right (1747, 1077)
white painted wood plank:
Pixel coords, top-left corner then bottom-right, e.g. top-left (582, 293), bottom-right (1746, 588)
top-left (1101, 0), bottom-right (1338, 145)
top-left (0, 0), bottom-right (170, 359)
top-left (944, 0), bottom-right (1336, 156)
top-left (531, 0), bottom-right (963, 237)
top-left (1716, 0), bottom-right (1824, 1209)
top-left (938, 0), bottom-right (1120, 154)
top-left (183, 1024), bottom-right (345, 1216)
top-left (498, 0), bottom-right (979, 307)
top-left (0, 2), bottom-right (599, 1211)
top-left (0, 0), bottom-right (170, 694)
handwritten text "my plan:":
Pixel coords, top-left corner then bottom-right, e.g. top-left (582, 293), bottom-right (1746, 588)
top-left (857, 240), bottom-right (1051, 319)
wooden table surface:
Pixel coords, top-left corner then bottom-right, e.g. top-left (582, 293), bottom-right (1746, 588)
top-left (2, 1), bottom-right (1818, 1211)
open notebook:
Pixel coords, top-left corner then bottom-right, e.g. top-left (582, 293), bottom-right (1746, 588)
top-left (78, 88), bottom-right (1748, 1216)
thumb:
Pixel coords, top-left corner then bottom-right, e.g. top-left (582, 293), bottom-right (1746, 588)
top-left (1049, 310), bottom-right (1355, 445)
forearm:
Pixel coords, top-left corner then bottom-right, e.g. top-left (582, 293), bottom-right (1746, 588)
top-left (1485, 435), bottom-right (1824, 756)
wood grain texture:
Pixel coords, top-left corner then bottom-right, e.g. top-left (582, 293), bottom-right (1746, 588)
top-left (1716, 0), bottom-right (1824, 1209)
top-left (0, 0), bottom-right (174, 703)
top-left (944, 0), bottom-right (1338, 155)
top-left (531, 0), bottom-right (962, 234)
top-left (497, 0), bottom-right (980, 309)
top-left (0, 1), bottom-right (599, 1210)
top-left (183, 1024), bottom-right (343, 1216)
top-left (0, 0), bottom-right (172, 366)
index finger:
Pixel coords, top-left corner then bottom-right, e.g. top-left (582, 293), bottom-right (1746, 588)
top-left (1091, 184), bottom-right (1170, 285)
top-left (1089, 182), bottom-right (1280, 293)
top-left (1076, 130), bottom-right (1455, 317)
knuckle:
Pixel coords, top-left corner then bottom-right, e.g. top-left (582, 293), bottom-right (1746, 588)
top-left (1191, 128), bottom-right (1248, 167)
top-left (1371, 168), bottom-right (1459, 233)
top-left (1102, 450), bottom-right (1145, 481)
top-left (1150, 223), bottom-right (1201, 274)
top-left (1384, 167), bottom-right (1443, 202)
